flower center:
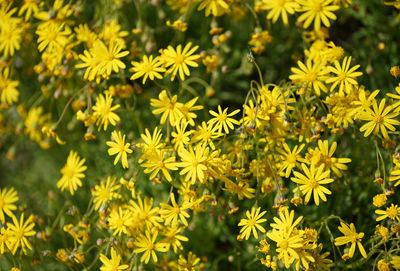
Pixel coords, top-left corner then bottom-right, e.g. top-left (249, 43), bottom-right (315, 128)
top-left (279, 240), bottom-right (289, 249)
top-left (313, 2), bottom-right (322, 12)
top-left (388, 206), bottom-right (399, 218)
top-left (305, 72), bottom-right (317, 82)
top-left (116, 218), bottom-right (124, 228)
top-left (175, 55), bottom-right (185, 64)
top-left (309, 178), bottom-right (319, 189)
top-left (375, 115), bottom-right (384, 124)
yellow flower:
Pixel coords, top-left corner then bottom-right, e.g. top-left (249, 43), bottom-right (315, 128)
top-left (266, 227), bottom-right (303, 268)
top-left (99, 247), bottom-right (128, 271)
top-left (130, 55), bottom-right (165, 84)
top-left (171, 120), bottom-right (193, 151)
top-left (177, 97), bottom-right (203, 126)
top-left (202, 54), bottom-right (219, 73)
top-left (306, 140), bottom-right (351, 177)
top-left (151, 90), bottom-right (183, 126)
top-left (334, 222), bottom-right (367, 258)
top-left (358, 99), bottom-right (400, 139)
top-left (159, 225), bottom-right (189, 253)
top-left (177, 143), bottom-right (208, 184)
top-left (74, 24), bottom-right (97, 47)
top-left (76, 39), bottom-right (129, 81)
top-left (289, 59), bottom-right (329, 96)
top-left (134, 230), bottom-right (168, 264)
top-left (391, 256), bottom-right (400, 269)
top-left (24, 106), bottom-right (49, 143)
top-left (291, 163), bottom-right (334, 206)
top-left (18, 0), bottom-right (39, 21)
top-left (262, 0), bottom-right (300, 25)
top-left (375, 203), bottom-right (400, 222)
top-left (238, 207), bottom-right (267, 240)
top-left (277, 143), bottom-right (305, 178)
top-left (0, 68), bottom-right (19, 105)
top-left (389, 167), bottom-right (400, 186)
top-left (160, 193), bottom-right (192, 227)
top-left (57, 151), bottom-right (87, 195)
top-left (375, 225), bottom-right (389, 241)
top-left (270, 208), bottom-right (303, 234)
top-left (0, 187), bottom-right (18, 223)
top-left (326, 56), bottom-right (363, 94)
top-left (129, 196), bottom-right (163, 230)
top-left (191, 121), bottom-right (222, 149)
top-left (208, 105), bottom-right (240, 134)
top-left (160, 42), bottom-right (200, 81)
top-left (141, 149), bottom-right (178, 182)
top-left (7, 213), bottom-right (36, 255)
top-left (106, 130), bottom-right (133, 169)
top-left (93, 92), bottom-right (121, 131)
top-left (297, 0), bottom-right (339, 30)
top-left (197, 0), bottom-right (230, 16)
top-left (100, 19), bottom-right (129, 45)
top-left (177, 251), bottom-right (201, 270)
top-left (36, 21), bottom-right (71, 52)
top-left (138, 127), bottom-right (165, 162)
top-left (166, 19), bottom-right (188, 32)
top-left (0, 17), bottom-right (22, 57)
top-left (223, 179), bottom-right (255, 200)
top-left (372, 193), bottom-right (387, 207)
top-left (108, 207), bottom-right (134, 236)
top-left (92, 176), bottom-right (121, 210)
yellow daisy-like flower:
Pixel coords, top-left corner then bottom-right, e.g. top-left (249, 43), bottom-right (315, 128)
top-left (262, 0), bottom-right (300, 25)
top-left (177, 143), bottom-right (209, 184)
top-left (277, 143), bottom-right (305, 178)
top-left (57, 151), bottom-right (87, 195)
top-left (36, 21), bottom-right (71, 52)
top-left (7, 213), bottom-right (36, 255)
top-left (307, 140), bottom-right (351, 177)
top-left (160, 193), bottom-right (192, 227)
top-left (106, 130), bottom-right (133, 169)
top-left (134, 231), bottom-right (168, 264)
top-left (108, 207), bottom-right (134, 236)
top-left (297, 0), bottom-right (339, 30)
top-left (266, 227), bottom-right (303, 268)
top-left (18, 0), bottom-right (39, 21)
top-left (197, 0), bottom-right (230, 16)
top-left (358, 99), bottom-right (400, 139)
top-left (171, 120), bottom-right (193, 151)
top-left (208, 105), bottom-right (240, 134)
top-left (76, 39), bottom-right (129, 82)
top-left (150, 90), bottom-right (183, 126)
top-left (291, 163), bottom-right (334, 206)
top-left (130, 55), bottom-right (165, 84)
top-left (138, 127), bottom-right (165, 162)
top-left (289, 59), bottom-right (329, 96)
top-left (0, 68), bottom-right (19, 105)
top-left (0, 187), bottom-right (19, 223)
top-left (0, 17), bottom-right (23, 57)
top-left (92, 176), bottom-right (121, 210)
top-left (334, 222), bottom-right (367, 258)
top-left (326, 56), bottom-right (363, 94)
top-left (93, 92), bottom-right (121, 131)
top-left (270, 208), bottom-right (303, 234)
top-left (238, 207), bottom-right (267, 240)
top-left (389, 167), bottom-right (400, 186)
top-left (100, 247), bottom-right (129, 271)
top-left (375, 203), bottom-right (400, 222)
top-left (161, 42), bottom-right (200, 81)
top-left (141, 149), bottom-right (178, 182)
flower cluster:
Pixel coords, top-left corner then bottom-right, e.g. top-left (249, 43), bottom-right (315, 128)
top-left (1, 0), bottom-right (400, 270)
